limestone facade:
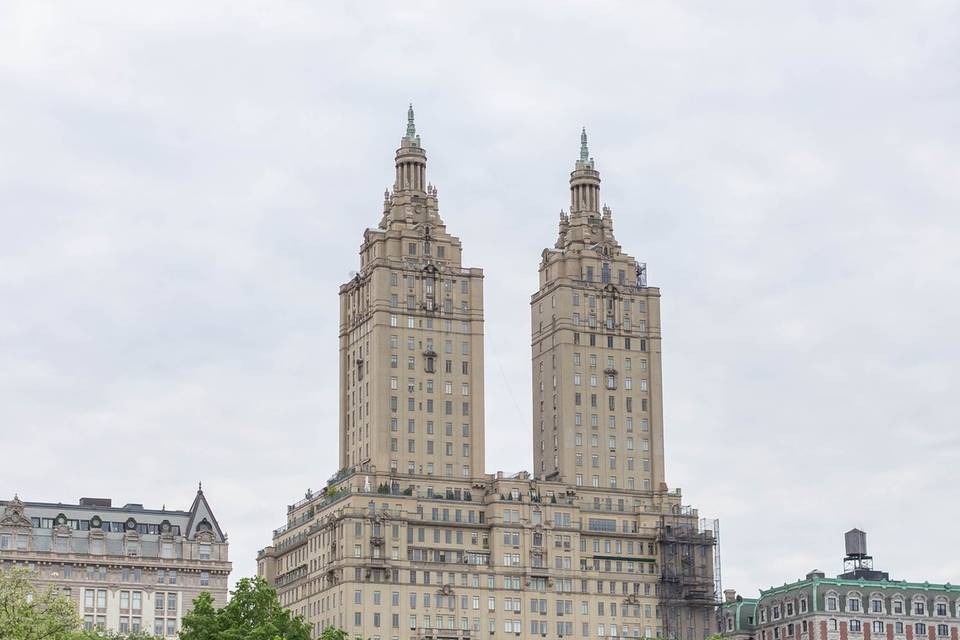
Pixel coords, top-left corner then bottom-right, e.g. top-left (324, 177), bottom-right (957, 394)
top-left (338, 105), bottom-right (485, 480)
top-left (532, 128), bottom-right (666, 492)
top-left (258, 109), bottom-right (718, 640)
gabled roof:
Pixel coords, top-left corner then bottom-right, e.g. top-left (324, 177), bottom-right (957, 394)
top-left (185, 483), bottom-right (225, 542)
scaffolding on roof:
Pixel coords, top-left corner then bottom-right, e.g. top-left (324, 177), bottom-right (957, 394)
top-left (658, 513), bottom-right (722, 640)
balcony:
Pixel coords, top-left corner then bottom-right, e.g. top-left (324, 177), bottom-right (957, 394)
top-left (414, 628), bottom-right (473, 640)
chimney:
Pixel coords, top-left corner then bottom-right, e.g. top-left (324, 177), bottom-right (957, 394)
top-left (724, 589), bottom-right (738, 603)
top-left (79, 497), bottom-right (112, 507)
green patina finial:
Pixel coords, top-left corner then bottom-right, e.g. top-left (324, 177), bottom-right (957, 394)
top-left (580, 127), bottom-right (589, 162)
top-left (406, 103), bottom-right (416, 138)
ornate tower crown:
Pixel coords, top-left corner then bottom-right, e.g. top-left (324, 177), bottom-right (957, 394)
top-left (395, 103), bottom-right (427, 194)
top-left (570, 127), bottom-right (601, 214)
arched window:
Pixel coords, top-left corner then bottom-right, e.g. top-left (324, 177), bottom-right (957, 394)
top-left (892, 595), bottom-right (905, 615)
top-left (847, 592), bottom-right (863, 613)
top-left (829, 619), bottom-right (838, 631)
top-left (826, 592), bottom-right (840, 612)
top-left (934, 597), bottom-right (949, 617)
top-left (912, 597), bottom-right (927, 616)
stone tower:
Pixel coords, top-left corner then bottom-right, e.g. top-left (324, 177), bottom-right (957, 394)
top-left (338, 106), bottom-right (486, 479)
top-left (263, 116), bottom-right (718, 640)
top-left (530, 129), bottom-right (666, 491)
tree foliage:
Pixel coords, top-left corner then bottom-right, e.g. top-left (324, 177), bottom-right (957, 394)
top-left (319, 628), bottom-right (349, 640)
top-left (179, 577), bottom-right (311, 640)
top-left (0, 567), bottom-right (163, 640)
top-left (0, 567), bottom-right (78, 640)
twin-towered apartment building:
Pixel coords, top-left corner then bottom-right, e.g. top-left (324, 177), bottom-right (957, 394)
top-left (256, 107), bottom-right (719, 640)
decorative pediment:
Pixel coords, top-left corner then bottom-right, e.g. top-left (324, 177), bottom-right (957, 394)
top-left (186, 487), bottom-right (225, 542)
top-left (0, 497), bottom-right (32, 528)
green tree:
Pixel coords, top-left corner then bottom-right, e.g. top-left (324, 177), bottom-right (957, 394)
top-left (0, 567), bottom-right (78, 640)
top-left (319, 628), bottom-right (349, 640)
top-left (179, 577), bottom-right (310, 640)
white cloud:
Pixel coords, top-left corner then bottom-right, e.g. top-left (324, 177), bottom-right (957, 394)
top-left (1, 0), bottom-right (958, 594)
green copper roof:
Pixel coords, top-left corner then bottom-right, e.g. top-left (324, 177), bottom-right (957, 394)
top-left (406, 104), bottom-right (416, 138)
top-left (758, 576), bottom-right (959, 600)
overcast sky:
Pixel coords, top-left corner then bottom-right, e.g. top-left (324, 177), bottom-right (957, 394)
top-left (2, 1), bottom-right (959, 597)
